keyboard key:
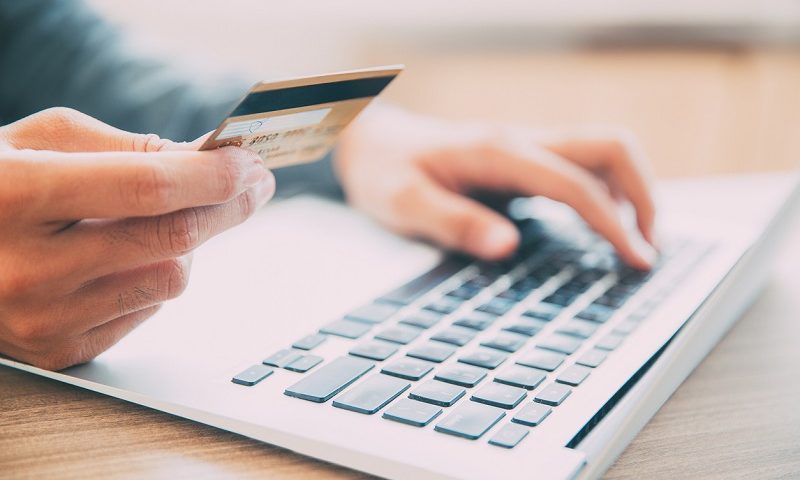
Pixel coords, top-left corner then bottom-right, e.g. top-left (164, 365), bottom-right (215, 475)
top-left (434, 402), bottom-right (506, 440)
top-left (435, 364), bottom-right (488, 388)
top-left (480, 332), bottom-right (528, 353)
top-left (488, 423), bottom-right (529, 448)
top-left (516, 349), bottom-right (566, 371)
top-left (425, 297), bottom-right (463, 315)
top-left (502, 318), bottom-right (547, 337)
top-left (541, 293), bottom-right (574, 307)
top-left (476, 298), bottom-right (516, 316)
top-left (512, 403), bottom-right (552, 426)
top-left (464, 276), bottom-right (493, 288)
top-left (593, 294), bottom-right (626, 309)
top-left (332, 374), bottom-right (410, 414)
top-left (523, 304), bottom-right (561, 321)
top-left (596, 332), bottom-right (625, 351)
top-left (262, 349), bottom-right (303, 368)
top-left (557, 319), bottom-right (599, 339)
top-left (285, 356), bottom-right (374, 403)
top-left (494, 365), bottom-right (546, 390)
top-left (464, 273), bottom-right (498, 288)
top-left (285, 354), bottom-right (323, 373)
top-left (292, 333), bottom-right (327, 351)
top-left (381, 358), bottom-right (435, 381)
top-left (430, 326), bottom-right (477, 347)
top-left (534, 383), bottom-right (572, 406)
top-left (453, 312), bottom-right (496, 331)
top-left (399, 310), bottom-right (443, 329)
top-left (409, 380), bottom-right (466, 407)
top-left (447, 284), bottom-right (482, 300)
top-left (576, 348), bottom-right (608, 368)
top-left (497, 287), bottom-right (532, 302)
top-left (382, 398), bottom-right (443, 427)
top-left (459, 349), bottom-right (508, 370)
top-left (576, 304), bottom-right (615, 323)
top-left (379, 257), bottom-right (469, 305)
top-left (613, 319), bottom-right (639, 335)
top-left (556, 364), bottom-right (592, 386)
top-left (320, 319), bottom-right (372, 339)
top-left (231, 364), bottom-right (274, 386)
top-left (406, 342), bottom-right (456, 363)
top-left (349, 341), bottom-right (398, 361)
top-left (537, 334), bottom-right (583, 355)
top-left (375, 325), bottom-right (422, 345)
top-left (471, 383), bottom-right (527, 409)
top-left (346, 302), bottom-right (401, 324)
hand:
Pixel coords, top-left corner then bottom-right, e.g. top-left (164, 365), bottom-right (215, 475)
top-left (336, 104), bottom-right (657, 268)
top-left (0, 108), bottom-right (274, 370)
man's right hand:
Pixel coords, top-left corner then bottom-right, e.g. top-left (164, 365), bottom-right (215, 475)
top-left (0, 108), bottom-right (274, 370)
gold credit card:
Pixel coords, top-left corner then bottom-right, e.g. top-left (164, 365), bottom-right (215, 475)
top-left (199, 65), bottom-right (403, 169)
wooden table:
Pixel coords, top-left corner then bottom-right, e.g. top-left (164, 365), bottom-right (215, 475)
top-left (2, 47), bottom-right (800, 479)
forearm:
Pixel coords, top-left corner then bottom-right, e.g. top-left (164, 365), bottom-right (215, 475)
top-left (0, 0), bottom-right (341, 198)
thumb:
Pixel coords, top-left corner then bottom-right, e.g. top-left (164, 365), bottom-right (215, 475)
top-left (402, 180), bottom-right (520, 260)
top-left (3, 107), bottom-right (179, 153)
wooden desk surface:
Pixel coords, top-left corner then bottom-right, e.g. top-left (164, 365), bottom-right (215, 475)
top-left (2, 48), bottom-right (800, 479)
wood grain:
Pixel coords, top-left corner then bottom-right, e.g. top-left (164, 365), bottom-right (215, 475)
top-left (2, 47), bottom-right (800, 479)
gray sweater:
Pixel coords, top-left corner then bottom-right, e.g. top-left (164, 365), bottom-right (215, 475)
top-left (0, 0), bottom-right (340, 198)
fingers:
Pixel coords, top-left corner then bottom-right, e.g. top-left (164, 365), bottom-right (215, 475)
top-left (0, 303), bottom-right (162, 371)
top-left (60, 177), bottom-right (273, 281)
top-left (78, 304), bottom-right (163, 368)
top-left (544, 132), bottom-right (657, 244)
top-left (0, 254), bottom-right (190, 367)
top-left (4, 146), bottom-right (270, 221)
top-left (446, 138), bottom-right (657, 269)
top-left (391, 177), bottom-right (520, 260)
top-left (1, 107), bottom-right (175, 153)
top-left (506, 145), bottom-right (657, 269)
top-left (59, 256), bottom-right (192, 336)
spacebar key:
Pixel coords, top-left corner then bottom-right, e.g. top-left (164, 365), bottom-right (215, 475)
top-left (285, 356), bottom-right (375, 403)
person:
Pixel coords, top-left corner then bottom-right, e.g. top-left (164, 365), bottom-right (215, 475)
top-left (0, 1), bottom-right (656, 370)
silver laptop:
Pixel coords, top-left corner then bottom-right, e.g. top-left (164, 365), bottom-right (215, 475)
top-left (2, 172), bottom-right (798, 479)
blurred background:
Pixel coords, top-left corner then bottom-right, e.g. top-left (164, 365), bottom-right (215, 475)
top-left (89, 0), bottom-right (800, 178)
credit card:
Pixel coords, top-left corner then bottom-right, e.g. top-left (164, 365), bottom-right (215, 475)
top-left (200, 65), bottom-right (403, 169)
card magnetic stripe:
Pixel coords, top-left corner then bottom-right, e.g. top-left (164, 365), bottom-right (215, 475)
top-left (230, 76), bottom-right (396, 117)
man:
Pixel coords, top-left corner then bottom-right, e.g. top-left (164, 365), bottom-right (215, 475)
top-left (0, 1), bottom-right (656, 370)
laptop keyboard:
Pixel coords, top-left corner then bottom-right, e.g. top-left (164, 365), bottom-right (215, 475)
top-left (231, 223), bottom-right (710, 449)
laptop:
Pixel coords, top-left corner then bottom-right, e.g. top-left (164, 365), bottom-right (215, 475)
top-left (2, 172), bottom-right (798, 479)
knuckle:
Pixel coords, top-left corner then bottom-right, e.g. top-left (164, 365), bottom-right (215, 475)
top-left (159, 258), bottom-right (190, 299)
top-left (0, 270), bottom-right (38, 301)
top-left (125, 164), bottom-right (175, 214)
top-left (216, 153), bottom-right (246, 201)
top-left (8, 317), bottom-right (51, 346)
top-left (236, 189), bottom-right (258, 220)
top-left (33, 346), bottom-right (83, 371)
top-left (160, 209), bottom-right (201, 256)
top-left (567, 173), bottom-right (604, 208)
top-left (117, 286), bottom-right (157, 316)
top-left (387, 182), bottom-right (424, 218)
top-left (131, 133), bottom-right (169, 153)
top-left (38, 107), bottom-right (84, 129)
top-left (605, 138), bottom-right (632, 166)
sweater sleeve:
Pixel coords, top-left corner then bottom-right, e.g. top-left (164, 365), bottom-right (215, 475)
top-left (0, 0), bottom-right (342, 199)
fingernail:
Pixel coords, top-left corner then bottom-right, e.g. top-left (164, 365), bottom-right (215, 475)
top-left (253, 174), bottom-right (275, 205)
top-left (632, 235), bottom-right (659, 268)
top-left (480, 223), bottom-right (519, 258)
